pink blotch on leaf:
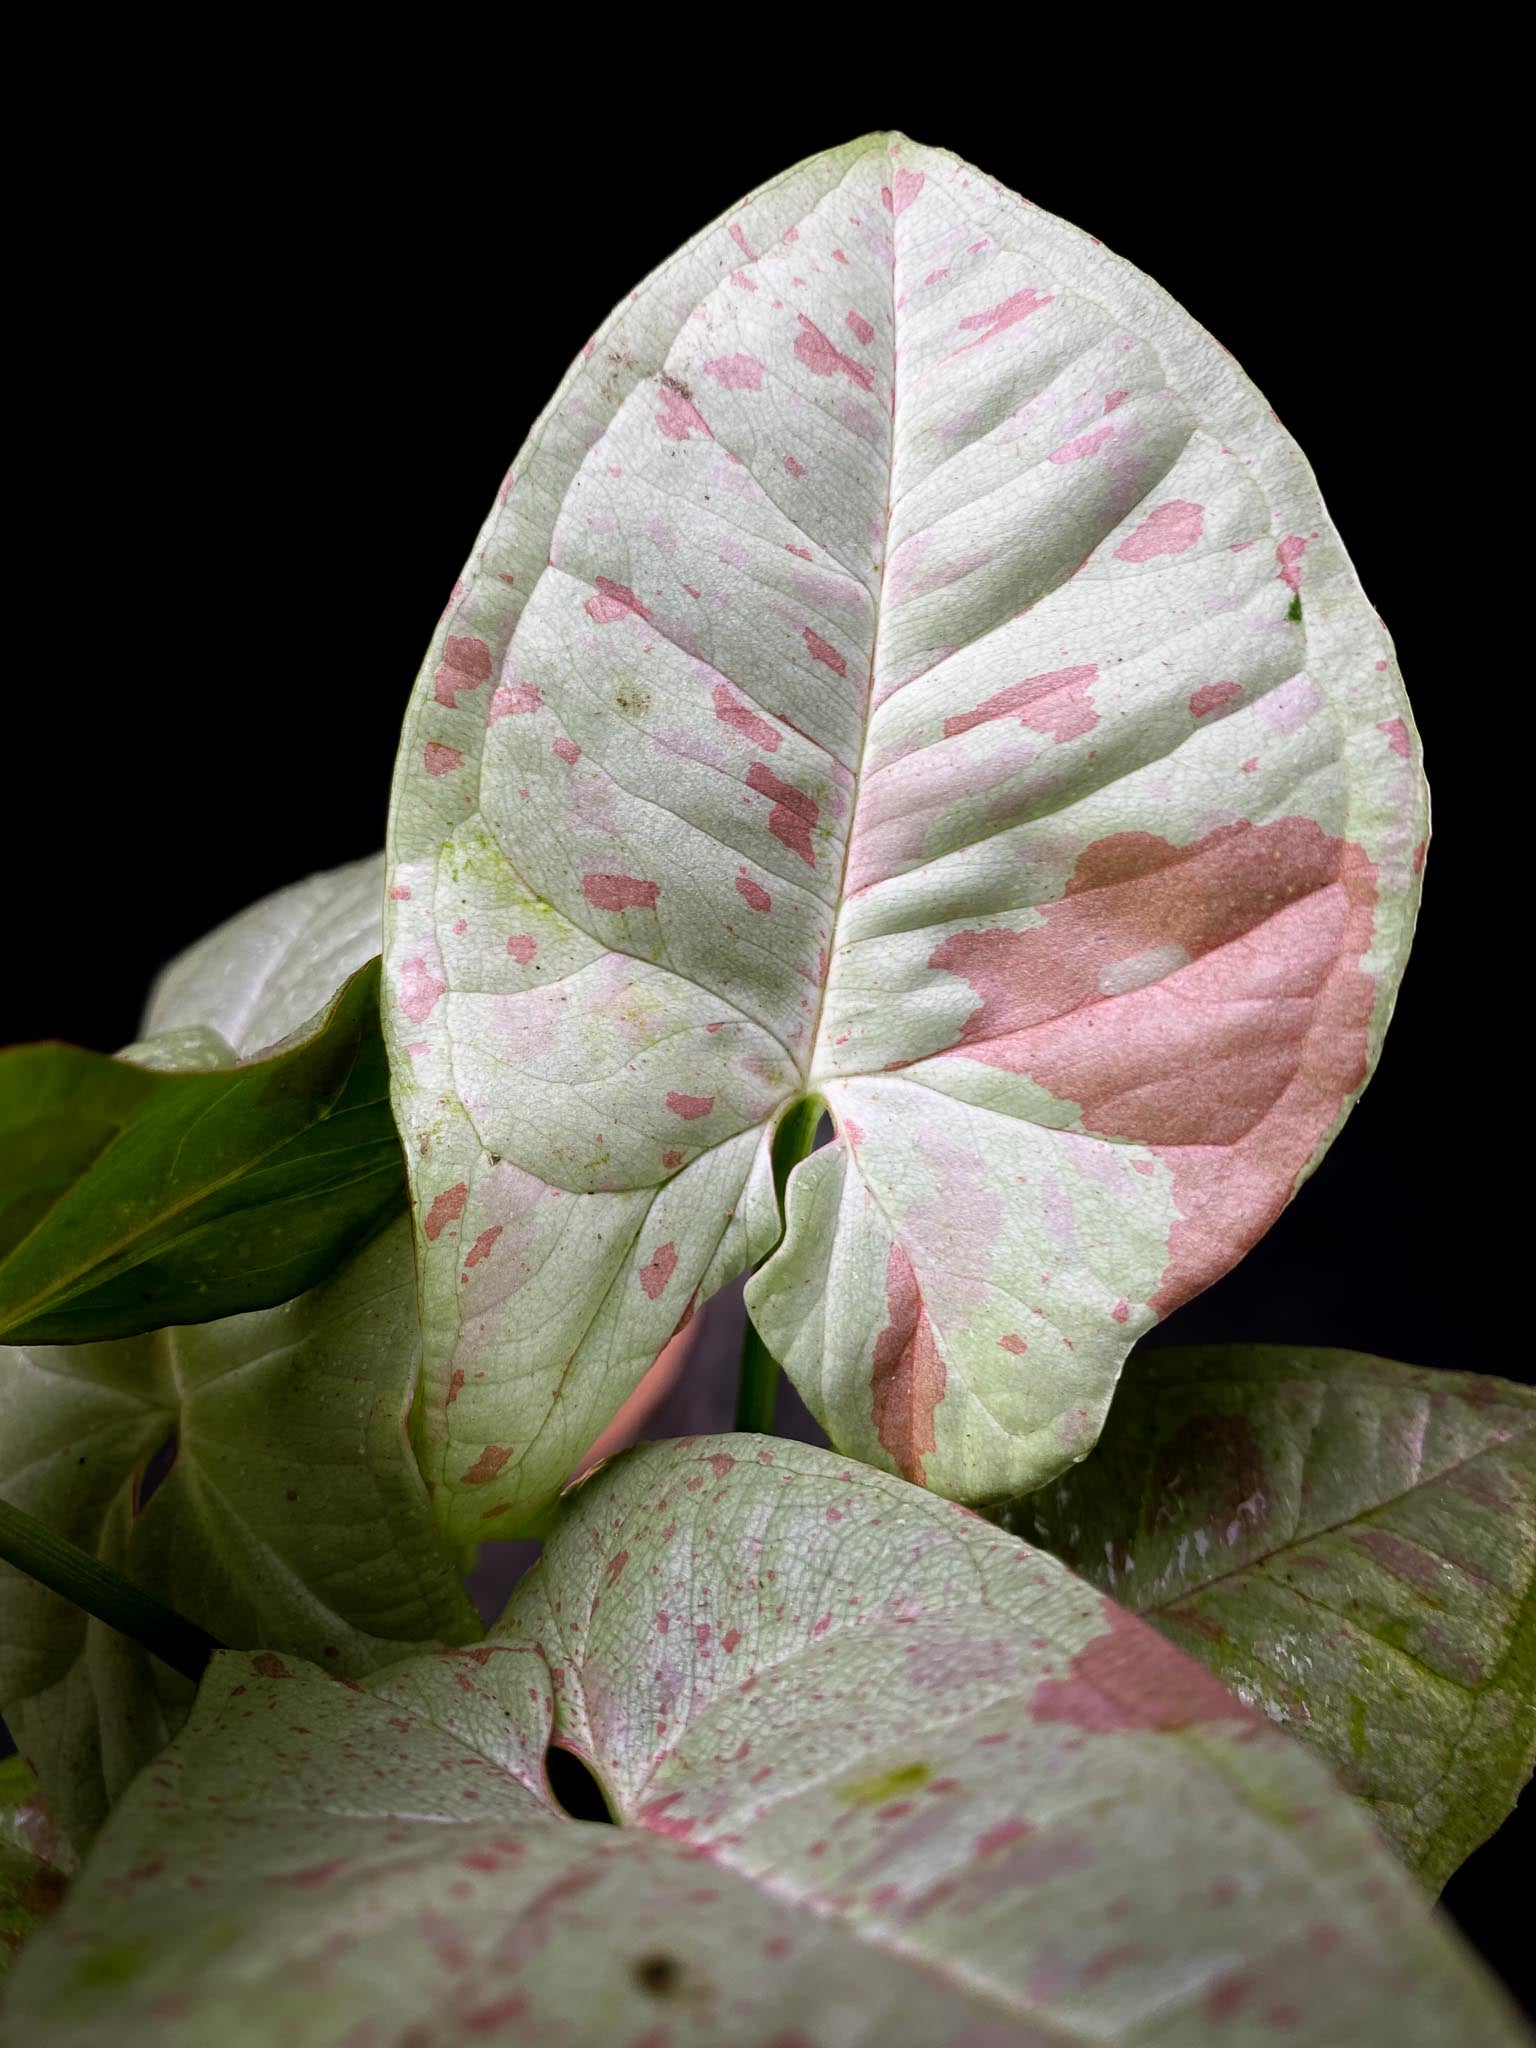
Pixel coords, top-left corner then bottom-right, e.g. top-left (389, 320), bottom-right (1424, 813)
top-left (1378, 717), bottom-right (1410, 757)
top-left (488, 682), bottom-right (542, 721)
top-left (747, 761), bottom-right (819, 866)
top-left (953, 286), bottom-right (1053, 353)
top-left (461, 1445), bottom-right (514, 1486)
top-left (714, 683), bottom-right (781, 751)
top-left (869, 1242), bottom-right (946, 1486)
top-left (665, 1091), bottom-right (715, 1121)
top-left (434, 635), bottom-right (493, 708)
top-left (882, 167), bottom-right (925, 216)
top-left (735, 873), bottom-right (773, 913)
top-left (464, 1226), bottom-right (503, 1270)
top-left (803, 628), bottom-right (848, 678)
top-left (398, 956), bottom-right (446, 1024)
top-left (845, 309), bottom-right (876, 346)
top-left (639, 1242), bottom-right (679, 1301)
top-left (998, 1334), bottom-right (1027, 1355)
top-left (424, 1182), bottom-right (470, 1242)
top-left (423, 741), bottom-right (464, 777)
top-left (793, 314), bottom-right (874, 391)
top-left (507, 934), bottom-right (537, 964)
top-left (1030, 1597), bottom-right (1252, 1732)
top-left (783, 455), bottom-right (806, 479)
top-left (656, 383), bottom-right (712, 442)
top-left (584, 577), bottom-right (652, 625)
top-left (1114, 500), bottom-right (1205, 563)
top-left (1190, 679), bottom-right (1243, 718)
top-left (583, 872), bottom-right (661, 912)
top-left (702, 353), bottom-right (765, 391)
top-left (552, 736), bottom-right (581, 765)
top-left (1049, 424), bottom-right (1115, 464)
top-left (944, 665), bottom-right (1099, 744)
top-left (1276, 534), bottom-right (1308, 591)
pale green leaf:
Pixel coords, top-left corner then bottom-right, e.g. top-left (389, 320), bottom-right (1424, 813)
top-left (143, 853), bottom-right (384, 1058)
top-left (1001, 1346), bottom-right (1536, 1890)
top-left (6, 1438), bottom-right (1522, 2044)
top-left (384, 132), bottom-right (1425, 1538)
top-left (0, 1217), bottom-right (480, 1853)
top-left (0, 1755), bottom-right (69, 1976)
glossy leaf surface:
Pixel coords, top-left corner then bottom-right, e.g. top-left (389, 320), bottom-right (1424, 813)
top-left (1004, 1346), bottom-right (1536, 1888)
top-left (0, 960), bottom-right (402, 1343)
top-left (385, 132), bottom-right (1425, 1537)
top-left (7, 1437), bottom-right (1521, 2045)
top-left (0, 1217), bottom-right (479, 1851)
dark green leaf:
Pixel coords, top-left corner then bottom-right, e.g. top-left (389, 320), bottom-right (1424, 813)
top-left (0, 962), bottom-right (403, 1343)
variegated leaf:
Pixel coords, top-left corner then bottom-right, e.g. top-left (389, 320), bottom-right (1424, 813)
top-left (1001, 1346), bottom-right (1536, 1889)
top-left (385, 133), bottom-right (1425, 1537)
top-left (5, 1438), bottom-right (1522, 2045)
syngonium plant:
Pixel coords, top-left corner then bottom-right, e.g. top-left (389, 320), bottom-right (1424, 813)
top-left (0, 133), bottom-right (1529, 2045)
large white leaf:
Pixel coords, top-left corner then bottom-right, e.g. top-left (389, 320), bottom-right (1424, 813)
top-left (6, 1439), bottom-right (1522, 2045)
top-left (142, 853), bottom-right (384, 1057)
top-left (385, 134), bottom-right (1425, 1537)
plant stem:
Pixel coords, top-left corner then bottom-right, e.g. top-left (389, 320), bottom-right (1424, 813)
top-left (0, 1496), bottom-right (220, 1684)
top-left (734, 1094), bottom-right (825, 1435)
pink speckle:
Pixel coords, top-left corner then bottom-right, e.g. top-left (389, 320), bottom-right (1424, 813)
top-left (1190, 679), bottom-right (1243, 718)
top-left (723, 1628), bottom-right (742, 1653)
top-left (583, 872), bottom-right (661, 912)
top-left (656, 383), bottom-right (712, 442)
top-left (388, 884), bottom-right (411, 901)
top-left (870, 1242), bottom-right (945, 1486)
top-left (446, 1369), bottom-right (466, 1406)
top-left (506, 934), bottom-right (537, 965)
top-left (747, 761), bottom-right (819, 866)
top-left (976, 1819), bottom-right (1032, 1856)
top-left (639, 1242), bottom-right (679, 1300)
top-left (1111, 1299), bottom-right (1130, 1324)
top-left (398, 956), bottom-right (446, 1024)
top-left (424, 1182), bottom-right (469, 1242)
top-left (729, 222), bottom-right (757, 262)
top-left (998, 1334), bottom-right (1027, 1355)
top-left (702, 353), bottom-right (765, 391)
top-left (845, 309), bottom-right (875, 346)
top-left (882, 167), bottom-right (925, 216)
top-left (811, 1614), bottom-right (832, 1637)
top-left (1378, 717), bottom-right (1410, 757)
top-left (714, 684), bottom-right (781, 751)
top-left (423, 741), bottom-right (464, 777)
top-left (783, 455), bottom-right (806, 479)
top-left (1103, 389), bottom-right (1128, 412)
top-left (1276, 534), bottom-right (1308, 592)
top-left (735, 873), bottom-right (773, 913)
top-left (1031, 1598), bottom-right (1251, 1732)
top-left (661, 1148), bottom-right (684, 1169)
top-left (1114, 500), bottom-right (1205, 563)
top-left (793, 314), bottom-right (874, 392)
top-left (665, 1091), bottom-right (715, 1121)
top-left (552, 736), bottom-right (581, 765)
top-left (803, 627), bottom-right (848, 677)
top-left (604, 1550), bottom-right (629, 1589)
top-left (488, 682), bottom-right (542, 720)
top-left (464, 1225), bottom-right (503, 1270)
top-left (584, 576), bottom-right (652, 625)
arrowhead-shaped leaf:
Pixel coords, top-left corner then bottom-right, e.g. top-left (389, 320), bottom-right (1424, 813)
top-left (0, 1216), bottom-right (479, 1851)
top-left (1001, 1346), bottom-right (1536, 1890)
top-left (0, 959), bottom-right (402, 1344)
top-left (6, 1438), bottom-right (1522, 2044)
top-left (385, 132), bottom-right (1426, 1537)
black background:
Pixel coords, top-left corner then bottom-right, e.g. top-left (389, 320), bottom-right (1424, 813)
top-left (8, 68), bottom-right (1523, 2005)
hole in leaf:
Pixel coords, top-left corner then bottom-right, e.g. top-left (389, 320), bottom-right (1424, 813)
top-left (631, 1952), bottom-right (682, 1997)
top-left (544, 1744), bottom-right (613, 1823)
top-left (814, 1111), bottom-right (834, 1150)
top-left (135, 1431), bottom-right (178, 1514)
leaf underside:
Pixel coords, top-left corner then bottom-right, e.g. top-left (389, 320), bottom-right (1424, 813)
top-left (384, 131), bottom-right (1426, 1540)
top-left (0, 1755), bottom-right (69, 1977)
top-left (6, 1438), bottom-right (1521, 2045)
top-left (1003, 1346), bottom-right (1536, 1890)
top-left (0, 959), bottom-right (402, 1345)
